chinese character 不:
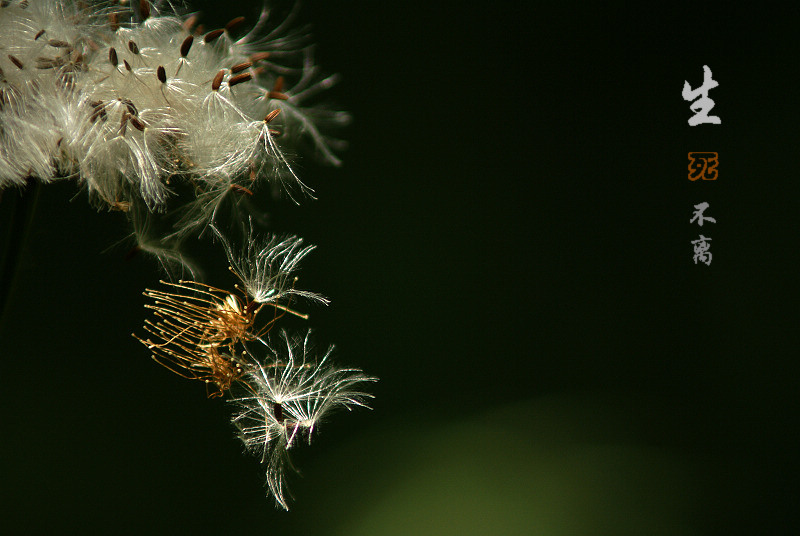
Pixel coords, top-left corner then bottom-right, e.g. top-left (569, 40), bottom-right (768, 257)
top-left (682, 65), bottom-right (721, 126)
top-left (688, 152), bottom-right (719, 181)
top-left (690, 202), bottom-right (716, 226)
top-left (692, 235), bottom-right (712, 265)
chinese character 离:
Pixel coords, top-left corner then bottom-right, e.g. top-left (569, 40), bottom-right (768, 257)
top-left (682, 65), bottom-right (721, 126)
top-left (691, 235), bottom-right (712, 266)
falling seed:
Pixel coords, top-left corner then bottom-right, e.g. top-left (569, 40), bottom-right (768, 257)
top-left (180, 34), bottom-right (193, 57)
top-left (225, 16), bottom-right (245, 32)
top-left (139, 0), bottom-right (151, 20)
top-left (157, 65), bottom-right (167, 83)
top-left (228, 72), bottom-right (251, 87)
top-left (211, 69), bottom-right (225, 91)
top-left (123, 59), bottom-right (132, 71)
top-left (109, 47), bottom-right (118, 67)
top-left (204, 29), bottom-right (224, 43)
top-left (34, 29), bottom-right (45, 40)
top-left (230, 61), bottom-right (252, 74)
top-left (128, 40), bottom-right (139, 54)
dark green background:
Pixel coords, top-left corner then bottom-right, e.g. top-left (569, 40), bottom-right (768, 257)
top-left (1, 2), bottom-right (798, 534)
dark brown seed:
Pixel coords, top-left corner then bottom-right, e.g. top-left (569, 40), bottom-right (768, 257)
top-left (157, 65), bottom-right (166, 83)
top-left (128, 40), bottom-right (139, 54)
top-left (139, 0), bottom-right (150, 20)
top-left (211, 69), bottom-right (225, 91)
top-left (34, 29), bottom-right (45, 40)
top-left (8, 55), bottom-right (23, 69)
top-left (268, 91), bottom-right (288, 101)
top-left (90, 101), bottom-right (107, 123)
top-left (0, 1), bottom-right (10, 7)
top-left (264, 109), bottom-right (280, 123)
top-left (35, 57), bottom-right (57, 69)
top-left (228, 72), bottom-right (251, 87)
top-left (230, 61), bottom-right (252, 74)
top-left (48, 39), bottom-right (70, 48)
top-left (109, 47), bottom-right (118, 66)
top-left (123, 59), bottom-right (131, 71)
top-left (225, 16), bottom-right (245, 32)
top-left (204, 29), bottom-right (224, 43)
top-left (119, 112), bottom-right (128, 136)
top-left (180, 34), bottom-right (193, 57)
top-left (122, 98), bottom-right (137, 116)
top-left (129, 115), bottom-right (145, 131)
top-left (273, 402), bottom-right (283, 423)
top-left (250, 52), bottom-right (270, 62)
top-left (109, 12), bottom-right (119, 31)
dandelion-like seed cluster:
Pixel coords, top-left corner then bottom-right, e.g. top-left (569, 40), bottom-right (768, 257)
top-left (1, 0), bottom-right (372, 510)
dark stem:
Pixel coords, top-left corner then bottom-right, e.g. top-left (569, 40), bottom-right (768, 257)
top-left (0, 180), bottom-right (41, 326)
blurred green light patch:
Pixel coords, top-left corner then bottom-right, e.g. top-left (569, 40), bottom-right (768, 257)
top-left (301, 396), bottom-right (699, 536)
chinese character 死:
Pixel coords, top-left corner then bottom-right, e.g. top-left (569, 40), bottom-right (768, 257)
top-left (690, 202), bottom-right (716, 227)
top-left (692, 235), bottom-right (712, 265)
top-left (682, 65), bottom-right (721, 126)
top-left (688, 152), bottom-right (719, 181)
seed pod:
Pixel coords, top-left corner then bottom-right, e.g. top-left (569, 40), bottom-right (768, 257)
top-left (225, 16), bottom-right (245, 32)
top-left (130, 115), bottom-right (146, 131)
top-left (211, 69), bottom-right (225, 91)
top-left (122, 98), bottom-right (138, 116)
top-left (264, 109), bottom-right (280, 123)
top-left (250, 52), bottom-right (270, 62)
top-left (228, 72), bottom-right (251, 87)
top-left (180, 34), bottom-right (193, 57)
top-left (230, 61), bottom-right (252, 74)
top-left (204, 29), bottom-right (224, 43)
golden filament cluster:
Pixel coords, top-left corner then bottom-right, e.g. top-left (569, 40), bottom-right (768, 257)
top-left (133, 280), bottom-right (284, 397)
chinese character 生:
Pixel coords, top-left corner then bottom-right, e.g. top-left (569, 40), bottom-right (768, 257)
top-left (682, 65), bottom-right (721, 126)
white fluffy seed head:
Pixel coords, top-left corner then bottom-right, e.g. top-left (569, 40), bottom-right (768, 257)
top-left (1, 0), bottom-right (348, 222)
top-left (229, 330), bottom-right (376, 509)
top-left (214, 218), bottom-right (329, 307)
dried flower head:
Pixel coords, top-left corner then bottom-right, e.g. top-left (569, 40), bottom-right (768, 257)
top-left (230, 330), bottom-right (375, 509)
top-left (133, 279), bottom-right (276, 396)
